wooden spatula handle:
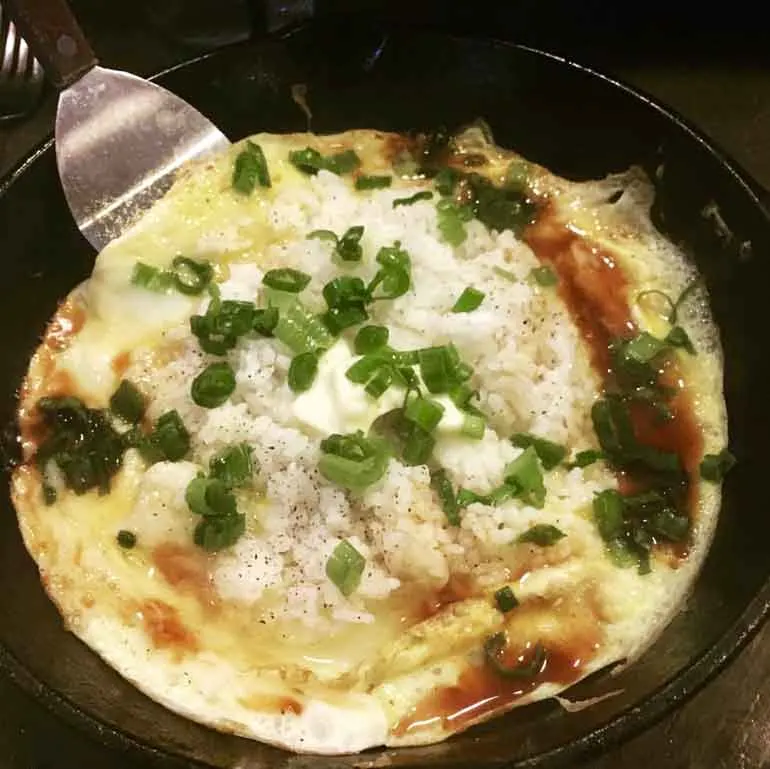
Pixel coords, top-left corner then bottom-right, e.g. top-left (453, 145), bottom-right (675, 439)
top-left (3, 0), bottom-right (98, 90)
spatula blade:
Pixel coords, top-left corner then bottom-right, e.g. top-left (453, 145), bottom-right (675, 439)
top-left (55, 66), bottom-right (230, 251)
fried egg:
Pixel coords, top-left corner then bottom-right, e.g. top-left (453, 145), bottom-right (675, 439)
top-left (11, 126), bottom-right (729, 754)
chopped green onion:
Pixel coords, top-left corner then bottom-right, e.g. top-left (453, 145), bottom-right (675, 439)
top-left (324, 149), bottom-right (361, 175)
top-left (363, 366), bottom-right (393, 398)
top-left (461, 414), bottom-right (486, 439)
top-left (253, 307), bottom-right (279, 337)
top-left (510, 432), bottom-right (566, 470)
top-left (623, 332), bottom-right (667, 364)
top-left (209, 443), bottom-right (254, 488)
top-left (326, 540), bottom-right (366, 597)
top-left (273, 298), bottom-right (334, 353)
top-left (503, 446), bottom-right (546, 508)
top-left (567, 449), bottom-right (605, 469)
top-left (288, 351), bottom-right (320, 393)
top-left (591, 396), bottom-right (636, 464)
top-left (493, 265), bottom-right (518, 282)
top-left (319, 431), bottom-right (389, 489)
top-left (149, 410), bottom-right (190, 461)
top-left (322, 305), bottom-right (369, 335)
top-left (484, 633), bottom-right (547, 678)
top-left (393, 190), bottom-right (433, 208)
top-left (452, 286), bottom-right (485, 313)
top-left (262, 268), bottom-right (312, 293)
top-left (337, 226), bottom-right (365, 262)
top-left (288, 147), bottom-right (326, 175)
top-left (436, 198), bottom-right (472, 246)
top-left (171, 256), bottom-right (213, 295)
top-left (592, 489), bottom-right (625, 541)
top-left (131, 262), bottom-right (174, 292)
top-left (405, 396), bottom-right (445, 431)
top-left (494, 586), bottom-right (518, 613)
top-left (376, 243), bottom-right (411, 272)
top-left (647, 508), bottom-right (690, 542)
top-left (401, 424), bottom-right (435, 466)
top-left (191, 362), bottom-right (236, 408)
top-left (323, 275), bottom-right (370, 309)
top-left (368, 265), bottom-right (410, 301)
top-left (418, 347), bottom-right (451, 394)
top-left (671, 276), bottom-right (703, 323)
top-left (193, 514), bottom-right (245, 551)
top-left (354, 325), bottom-right (389, 355)
top-left (346, 355), bottom-right (384, 384)
top-left (109, 380), bottom-right (146, 424)
top-left (530, 265), bottom-right (558, 287)
top-left (665, 325), bottom-right (696, 355)
top-left (355, 174), bottom-right (392, 190)
top-left (116, 530), bottom-right (136, 549)
top-left (307, 229), bottom-right (338, 243)
top-left (185, 476), bottom-right (237, 517)
top-left (636, 289), bottom-right (676, 321)
top-left (700, 449), bottom-right (736, 482)
top-left (505, 160), bottom-right (530, 191)
top-left (232, 141), bottom-right (271, 193)
top-left (434, 167), bottom-right (461, 196)
top-left (430, 468), bottom-right (460, 526)
top-left (517, 524), bottom-right (566, 547)
top-left (465, 172), bottom-right (536, 234)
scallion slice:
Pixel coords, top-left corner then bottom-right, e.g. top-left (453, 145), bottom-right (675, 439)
top-left (337, 225), bottom-right (365, 262)
top-left (430, 468), bottom-right (460, 526)
top-left (452, 286), bottom-right (485, 313)
top-left (530, 265), bottom-right (558, 287)
top-left (131, 262), bottom-right (174, 292)
top-left (354, 325), bottom-right (389, 355)
top-left (510, 432), bottom-right (566, 470)
top-left (623, 331), bottom-right (667, 364)
top-left (355, 174), bottom-right (392, 190)
top-left (323, 275), bottom-right (370, 309)
top-left (517, 524), bottom-right (566, 547)
top-left (253, 307), bottom-right (279, 337)
top-left (700, 449), bottom-right (736, 482)
top-left (324, 149), bottom-right (361, 175)
top-left (273, 299), bottom-right (334, 353)
top-left (191, 362), bottom-right (236, 408)
top-left (592, 489), bottom-right (625, 541)
top-left (109, 380), bottom-right (146, 424)
top-left (567, 449), bottom-right (605, 469)
top-left (326, 540), bottom-right (366, 597)
top-left (232, 141), bottom-right (271, 193)
top-left (185, 476), bottom-right (237, 517)
top-left (116, 529), bottom-right (137, 549)
top-left (193, 514), bottom-right (245, 551)
top-left (665, 325), bottom-right (696, 355)
top-left (346, 355), bottom-right (384, 384)
top-left (322, 305), bottom-right (369, 335)
top-left (405, 395), bottom-right (445, 432)
top-left (318, 431), bottom-right (389, 489)
top-left (393, 190), bottom-right (433, 208)
top-left (461, 414), bottom-right (486, 439)
top-left (149, 410), bottom-right (190, 461)
top-left (401, 424), bottom-right (435, 466)
top-left (288, 351), bottom-right (320, 393)
top-left (503, 446), bottom-right (546, 508)
top-left (436, 198), bottom-right (473, 246)
top-left (418, 347), bottom-right (451, 394)
top-left (494, 586), bottom-right (518, 613)
top-left (364, 366), bottom-right (394, 399)
top-left (170, 256), bottom-right (213, 295)
top-left (262, 268), bottom-right (312, 293)
top-left (484, 633), bottom-right (547, 679)
top-left (307, 229), bottom-right (338, 243)
top-left (209, 443), bottom-right (254, 488)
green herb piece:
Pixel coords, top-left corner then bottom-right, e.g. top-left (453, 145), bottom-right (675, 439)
top-left (34, 396), bottom-right (126, 497)
top-left (452, 286), bottom-right (485, 313)
top-left (355, 174), bottom-right (392, 190)
top-left (591, 396), bottom-right (637, 464)
top-left (530, 266), bottom-right (558, 287)
top-left (623, 332), bottom-right (667, 364)
top-left (405, 395), bottom-right (445, 432)
top-left (401, 423), bottom-right (435, 466)
top-left (209, 443), bottom-right (254, 488)
top-left (592, 489), bottom-right (625, 541)
top-left (335, 225), bottom-right (364, 262)
top-left (109, 380), bottom-right (146, 424)
top-left (483, 633), bottom-right (547, 679)
top-left (493, 265), bottom-right (518, 282)
top-left (322, 305), bottom-right (369, 335)
top-left (433, 167), bottom-right (461, 196)
top-left (262, 268), bottom-right (312, 293)
top-left (169, 256), bottom-right (213, 296)
top-left (273, 298), bottom-right (334, 353)
top-left (116, 530), bottom-right (136, 549)
top-left (191, 299), bottom-right (257, 354)
top-left (368, 266), bottom-right (410, 301)
top-left (510, 432), bottom-right (566, 471)
top-left (354, 325), bottom-right (389, 355)
top-left (436, 198), bottom-right (473, 246)
top-left (191, 362), bottom-right (236, 408)
top-left (461, 414), bottom-right (486, 439)
top-left (326, 540), bottom-right (366, 596)
top-left (567, 449), bottom-right (605, 469)
top-left (319, 431), bottom-right (389, 489)
top-left (324, 149), bottom-right (361, 175)
top-left (346, 355), bottom-right (384, 385)
top-left (194, 514), bottom-right (246, 551)
top-left (288, 147), bottom-right (326, 175)
top-left (465, 173), bottom-right (536, 234)
top-left (503, 446), bottom-right (546, 508)
top-left (148, 410), bottom-right (190, 461)
top-left (323, 276), bottom-right (370, 310)
top-left (671, 276), bottom-right (703, 323)
top-left (665, 325), bottom-right (696, 355)
top-left (636, 289), bottom-right (676, 321)
top-left (376, 243), bottom-right (411, 272)
top-left (363, 366), bottom-right (393, 398)
top-left (307, 229), bottom-right (339, 243)
top-left (700, 449), bottom-right (737, 482)
top-left (131, 262), bottom-right (174, 292)
top-left (232, 141), bottom-right (270, 193)
top-left (185, 476), bottom-right (237, 517)
top-left (646, 508), bottom-right (690, 542)
top-left (288, 351), bottom-right (320, 393)
top-left (253, 307), bottom-right (279, 337)
top-left (393, 190), bottom-right (433, 208)
top-left (430, 468), bottom-right (460, 525)
top-left (494, 586), bottom-right (518, 613)
top-left (517, 524), bottom-right (566, 547)
top-left (505, 160), bottom-right (530, 191)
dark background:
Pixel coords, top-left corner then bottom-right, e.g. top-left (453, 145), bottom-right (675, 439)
top-left (1, 2), bottom-right (770, 768)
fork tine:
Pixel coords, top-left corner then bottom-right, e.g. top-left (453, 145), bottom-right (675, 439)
top-left (16, 33), bottom-right (29, 76)
top-left (2, 18), bottom-right (17, 76)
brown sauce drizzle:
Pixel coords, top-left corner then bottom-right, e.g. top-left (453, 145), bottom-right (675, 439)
top-left (152, 543), bottom-right (220, 612)
top-left (139, 599), bottom-right (198, 655)
top-left (240, 693), bottom-right (304, 716)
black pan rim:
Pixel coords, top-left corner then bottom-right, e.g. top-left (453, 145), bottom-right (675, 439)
top-left (1, 23), bottom-right (769, 768)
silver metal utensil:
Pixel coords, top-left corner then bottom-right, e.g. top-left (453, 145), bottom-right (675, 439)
top-left (4, 0), bottom-right (230, 251)
top-left (0, 3), bottom-right (44, 121)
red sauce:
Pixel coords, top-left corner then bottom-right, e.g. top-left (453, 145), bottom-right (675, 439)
top-left (45, 299), bottom-right (85, 351)
top-left (152, 543), bottom-right (219, 612)
top-left (140, 599), bottom-right (198, 655)
top-left (111, 351), bottom-right (131, 376)
top-left (417, 573), bottom-right (477, 621)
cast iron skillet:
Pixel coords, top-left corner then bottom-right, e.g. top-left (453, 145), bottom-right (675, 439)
top-left (1, 16), bottom-right (768, 769)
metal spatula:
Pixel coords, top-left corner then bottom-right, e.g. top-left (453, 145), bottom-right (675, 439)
top-left (4, 0), bottom-right (230, 251)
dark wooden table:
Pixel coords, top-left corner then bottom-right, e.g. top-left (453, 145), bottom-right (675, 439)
top-left (2, 5), bottom-right (770, 768)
